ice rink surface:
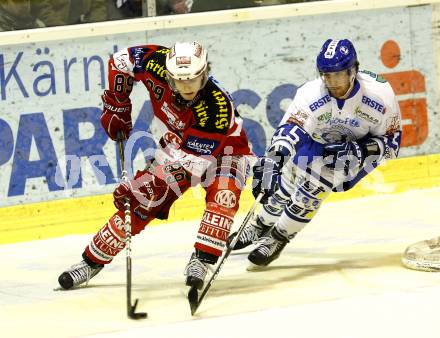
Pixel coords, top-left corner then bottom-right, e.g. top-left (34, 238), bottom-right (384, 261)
top-left (2, 187), bottom-right (440, 338)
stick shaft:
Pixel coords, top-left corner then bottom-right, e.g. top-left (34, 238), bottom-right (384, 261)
top-left (117, 135), bottom-right (145, 318)
top-left (192, 193), bottom-right (263, 314)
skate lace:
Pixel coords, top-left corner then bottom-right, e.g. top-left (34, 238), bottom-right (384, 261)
top-left (239, 223), bottom-right (264, 244)
top-left (256, 236), bottom-right (283, 257)
top-left (185, 257), bottom-right (208, 280)
top-left (68, 261), bottom-right (94, 287)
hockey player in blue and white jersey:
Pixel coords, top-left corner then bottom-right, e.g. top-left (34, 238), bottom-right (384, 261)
top-left (229, 38), bottom-right (402, 267)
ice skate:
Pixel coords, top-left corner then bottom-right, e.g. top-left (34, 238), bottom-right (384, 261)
top-left (184, 253), bottom-right (211, 290)
top-left (247, 228), bottom-right (291, 268)
top-left (228, 216), bottom-right (271, 250)
top-left (58, 258), bottom-right (104, 290)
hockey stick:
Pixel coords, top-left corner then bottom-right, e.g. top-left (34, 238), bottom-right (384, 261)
top-left (117, 133), bottom-right (148, 319)
top-left (188, 193), bottom-right (263, 315)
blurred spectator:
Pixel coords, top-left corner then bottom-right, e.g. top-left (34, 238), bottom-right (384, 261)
top-left (157, 0), bottom-right (193, 15)
top-left (71, 0), bottom-right (107, 23)
top-left (191, 0), bottom-right (261, 12)
top-left (32, 0), bottom-right (107, 27)
top-left (31, 0), bottom-right (68, 27)
top-left (0, 0), bottom-right (44, 31)
top-left (108, 0), bottom-right (142, 20)
top-left (108, 0), bottom-right (192, 19)
top-left (283, 0), bottom-right (320, 2)
top-left (190, 0), bottom-right (318, 12)
top-left (256, 0), bottom-right (287, 5)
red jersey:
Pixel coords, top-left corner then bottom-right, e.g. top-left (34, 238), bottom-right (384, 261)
top-left (107, 44), bottom-right (252, 175)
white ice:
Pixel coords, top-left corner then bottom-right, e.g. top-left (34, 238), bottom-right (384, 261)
top-left (1, 187), bottom-right (440, 338)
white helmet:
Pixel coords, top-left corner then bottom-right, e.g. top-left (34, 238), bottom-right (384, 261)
top-left (166, 41), bottom-right (208, 91)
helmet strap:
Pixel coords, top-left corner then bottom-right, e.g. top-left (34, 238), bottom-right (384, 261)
top-left (337, 68), bottom-right (356, 99)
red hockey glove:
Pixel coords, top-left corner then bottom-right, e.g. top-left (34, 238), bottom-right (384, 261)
top-left (100, 90), bottom-right (132, 140)
top-left (113, 163), bottom-right (189, 220)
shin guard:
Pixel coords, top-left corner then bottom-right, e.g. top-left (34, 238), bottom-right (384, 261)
top-left (84, 212), bottom-right (127, 264)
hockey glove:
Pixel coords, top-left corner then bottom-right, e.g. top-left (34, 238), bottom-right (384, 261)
top-left (113, 163), bottom-right (189, 220)
top-left (100, 90), bottom-right (132, 140)
top-left (323, 141), bottom-right (365, 174)
top-left (252, 145), bottom-right (290, 204)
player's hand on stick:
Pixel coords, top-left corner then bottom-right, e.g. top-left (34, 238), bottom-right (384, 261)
top-left (100, 90), bottom-right (132, 140)
top-left (113, 163), bottom-right (189, 220)
top-left (252, 156), bottom-right (281, 204)
top-left (323, 141), bottom-right (364, 174)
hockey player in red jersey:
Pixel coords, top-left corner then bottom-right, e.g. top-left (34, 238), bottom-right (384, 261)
top-left (58, 41), bottom-right (252, 291)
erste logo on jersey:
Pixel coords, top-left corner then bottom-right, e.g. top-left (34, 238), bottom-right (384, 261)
top-left (309, 95), bottom-right (331, 112)
top-left (214, 190), bottom-right (237, 208)
top-left (362, 95), bottom-right (385, 114)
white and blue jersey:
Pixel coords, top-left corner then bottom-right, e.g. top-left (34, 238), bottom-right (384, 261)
top-left (273, 70), bottom-right (402, 165)
top-left (256, 71), bottom-right (403, 237)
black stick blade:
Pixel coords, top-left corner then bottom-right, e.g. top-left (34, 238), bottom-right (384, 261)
top-left (188, 286), bottom-right (199, 315)
top-left (128, 298), bottom-right (148, 319)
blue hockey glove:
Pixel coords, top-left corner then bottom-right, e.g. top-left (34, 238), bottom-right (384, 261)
top-left (323, 141), bottom-right (364, 174)
top-left (252, 145), bottom-right (290, 204)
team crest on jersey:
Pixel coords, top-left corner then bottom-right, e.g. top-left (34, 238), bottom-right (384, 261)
top-left (320, 126), bottom-right (356, 143)
top-left (214, 190), bottom-right (237, 208)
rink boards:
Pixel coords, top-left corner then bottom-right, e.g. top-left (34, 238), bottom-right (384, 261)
top-left (1, 153), bottom-right (439, 245)
top-left (0, 0), bottom-right (440, 244)
top-left (0, 0), bottom-right (439, 209)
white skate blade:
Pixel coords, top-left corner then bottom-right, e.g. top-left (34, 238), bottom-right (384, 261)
top-left (246, 261), bottom-right (269, 271)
